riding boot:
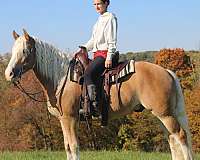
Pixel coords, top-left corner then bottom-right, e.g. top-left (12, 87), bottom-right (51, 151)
top-left (87, 84), bottom-right (100, 117)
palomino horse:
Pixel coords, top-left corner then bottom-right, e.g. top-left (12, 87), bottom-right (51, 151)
top-left (5, 30), bottom-right (193, 160)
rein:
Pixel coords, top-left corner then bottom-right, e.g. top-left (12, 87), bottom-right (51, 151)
top-left (12, 58), bottom-right (48, 102)
top-left (13, 80), bottom-right (47, 102)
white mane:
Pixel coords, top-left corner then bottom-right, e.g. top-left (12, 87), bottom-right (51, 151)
top-left (34, 38), bottom-right (72, 90)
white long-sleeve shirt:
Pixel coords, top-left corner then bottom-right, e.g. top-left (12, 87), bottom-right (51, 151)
top-left (84, 12), bottom-right (118, 61)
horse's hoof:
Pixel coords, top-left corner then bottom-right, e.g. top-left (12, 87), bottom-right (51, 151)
top-left (92, 115), bottom-right (102, 120)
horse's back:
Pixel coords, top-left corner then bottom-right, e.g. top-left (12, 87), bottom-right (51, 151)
top-left (134, 61), bottom-right (173, 88)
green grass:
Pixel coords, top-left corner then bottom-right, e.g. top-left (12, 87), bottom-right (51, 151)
top-left (0, 151), bottom-right (199, 160)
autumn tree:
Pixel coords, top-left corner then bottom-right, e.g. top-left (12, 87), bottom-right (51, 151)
top-left (184, 84), bottom-right (200, 152)
top-left (155, 48), bottom-right (194, 89)
top-left (0, 58), bottom-right (63, 151)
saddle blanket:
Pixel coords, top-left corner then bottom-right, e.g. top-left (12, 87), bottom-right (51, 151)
top-left (110, 60), bottom-right (135, 84)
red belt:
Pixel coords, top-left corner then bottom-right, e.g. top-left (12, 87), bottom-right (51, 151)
top-left (94, 50), bottom-right (108, 59)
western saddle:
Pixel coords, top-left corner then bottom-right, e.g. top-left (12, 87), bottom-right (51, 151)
top-left (70, 47), bottom-right (135, 126)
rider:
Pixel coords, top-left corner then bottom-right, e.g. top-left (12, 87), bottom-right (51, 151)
top-left (81, 0), bottom-right (118, 116)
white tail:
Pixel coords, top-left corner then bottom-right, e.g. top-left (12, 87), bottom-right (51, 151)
top-left (167, 69), bottom-right (193, 160)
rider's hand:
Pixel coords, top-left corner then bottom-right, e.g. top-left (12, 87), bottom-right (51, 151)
top-left (105, 60), bottom-right (112, 68)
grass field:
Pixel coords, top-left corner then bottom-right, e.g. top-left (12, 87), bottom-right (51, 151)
top-left (0, 151), bottom-right (199, 160)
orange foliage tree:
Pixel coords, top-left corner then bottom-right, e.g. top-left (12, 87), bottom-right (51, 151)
top-left (185, 84), bottom-right (200, 152)
top-left (155, 48), bottom-right (194, 89)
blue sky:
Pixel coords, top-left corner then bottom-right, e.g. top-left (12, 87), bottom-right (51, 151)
top-left (0, 0), bottom-right (200, 54)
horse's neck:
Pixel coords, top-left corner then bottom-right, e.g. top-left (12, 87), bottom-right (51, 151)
top-left (33, 39), bottom-right (71, 94)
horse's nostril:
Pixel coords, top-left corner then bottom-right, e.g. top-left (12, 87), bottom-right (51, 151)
top-left (10, 72), bottom-right (13, 77)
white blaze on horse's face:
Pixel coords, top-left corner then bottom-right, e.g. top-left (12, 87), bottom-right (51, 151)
top-left (5, 36), bottom-right (27, 81)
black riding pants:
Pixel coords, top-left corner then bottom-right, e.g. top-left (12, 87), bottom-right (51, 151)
top-left (84, 56), bottom-right (105, 85)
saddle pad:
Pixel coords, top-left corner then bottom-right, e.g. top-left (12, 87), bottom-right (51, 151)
top-left (110, 60), bottom-right (135, 84)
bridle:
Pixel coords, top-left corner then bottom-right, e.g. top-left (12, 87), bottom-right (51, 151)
top-left (11, 41), bottom-right (73, 105)
top-left (11, 42), bottom-right (36, 82)
top-left (11, 43), bottom-right (45, 102)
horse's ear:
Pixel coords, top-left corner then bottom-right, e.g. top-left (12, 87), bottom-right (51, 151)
top-left (23, 29), bottom-right (30, 41)
top-left (13, 30), bottom-right (19, 40)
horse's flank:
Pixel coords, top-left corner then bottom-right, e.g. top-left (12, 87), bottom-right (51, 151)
top-left (109, 61), bottom-right (174, 119)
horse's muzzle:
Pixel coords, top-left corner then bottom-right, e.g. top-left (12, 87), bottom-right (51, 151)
top-left (5, 66), bottom-right (22, 82)
top-left (12, 66), bottom-right (23, 81)
top-left (5, 67), bottom-right (13, 81)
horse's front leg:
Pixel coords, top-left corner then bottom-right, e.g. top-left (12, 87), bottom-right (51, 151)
top-left (60, 116), bottom-right (79, 160)
top-left (60, 118), bottom-right (73, 160)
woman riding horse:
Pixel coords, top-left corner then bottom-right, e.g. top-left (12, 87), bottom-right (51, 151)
top-left (81, 0), bottom-right (118, 117)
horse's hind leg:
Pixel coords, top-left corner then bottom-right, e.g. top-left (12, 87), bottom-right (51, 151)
top-left (60, 116), bottom-right (79, 160)
top-left (158, 115), bottom-right (193, 160)
top-left (159, 122), bottom-right (178, 159)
